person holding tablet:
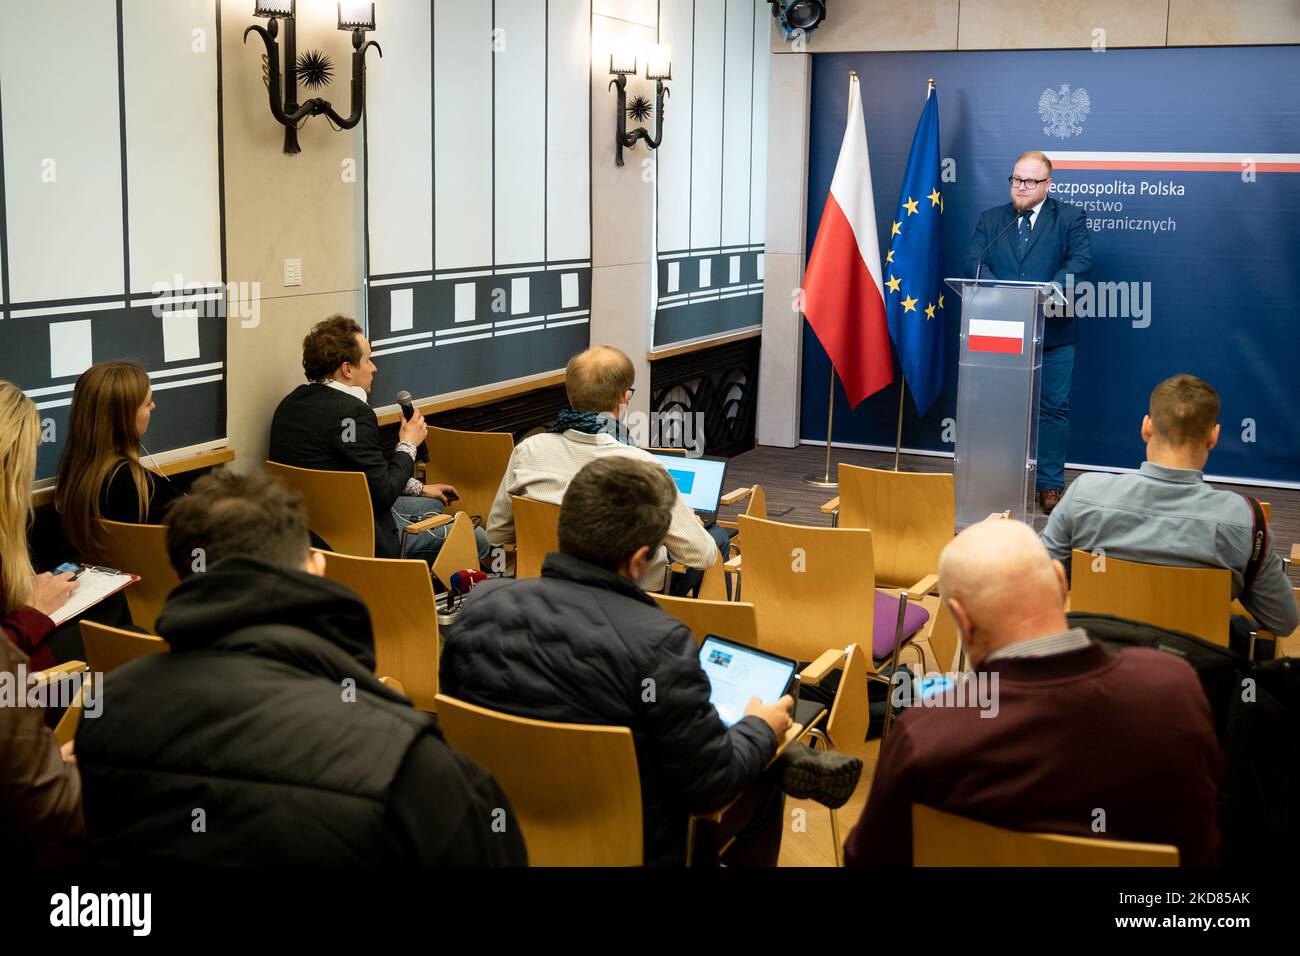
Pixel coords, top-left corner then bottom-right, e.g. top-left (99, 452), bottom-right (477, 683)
top-left (445, 456), bottom-right (862, 866)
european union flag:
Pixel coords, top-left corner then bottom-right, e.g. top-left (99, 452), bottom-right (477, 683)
top-left (884, 90), bottom-right (945, 416)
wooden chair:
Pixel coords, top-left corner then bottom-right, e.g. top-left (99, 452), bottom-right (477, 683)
top-left (650, 594), bottom-right (760, 650)
top-left (96, 520), bottom-right (178, 633)
top-left (430, 512), bottom-right (483, 591)
top-left (822, 464), bottom-right (954, 592)
top-left (266, 460), bottom-right (450, 559)
top-left (713, 484), bottom-right (766, 598)
top-left (79, 621), bottom-right (167, 674)
top-left (737, 515), bottom-right (888, 664)
top-left (512, 495), bottom-right (560, 580)
top-left (912, 804), bottom-right (1179, 867)
top-left (651, 592), bottom-right (866, 865)
top-left (318, 549), bottom-right (440, 711)
top-left (926, 598), bottom-right (963, 674)
top-left (1068, 549), bottom-right (1232, 647)
top-left (435, 694), bottom-right (644, 866)
top-left (52, 671), bottom-right (92, 748)
top-left (422, 426), bottom-right (515, 526)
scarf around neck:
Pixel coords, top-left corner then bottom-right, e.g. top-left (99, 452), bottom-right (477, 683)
top-left (548, 407), bottom-right (638, 447)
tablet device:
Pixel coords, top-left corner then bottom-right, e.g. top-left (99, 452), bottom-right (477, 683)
top-left (698, 635), bottom-right (797, 727)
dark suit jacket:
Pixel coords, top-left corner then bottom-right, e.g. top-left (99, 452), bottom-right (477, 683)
top-left (268, 383), bottom-right (415, 557)
top-left (963, 196), bottom-right (1093, 348)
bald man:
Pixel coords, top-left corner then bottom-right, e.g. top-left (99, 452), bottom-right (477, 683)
top-left (486, 345), bottom-right (717, 591)
top-left (844, 519), bottom-right (1222, 866)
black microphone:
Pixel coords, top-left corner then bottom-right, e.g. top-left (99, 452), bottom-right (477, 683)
top-left (974, 208), bottom-right (1032, 283)
top-left (395, 390), bottom-right (430, 464)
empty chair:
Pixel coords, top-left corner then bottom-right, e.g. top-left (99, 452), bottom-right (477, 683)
top-left (737, 515), bottom-right (908, 667)
top-left (423, 426), bottom-right (515, 525)
top-left (95, 520), bottom-right (179, 633)
top-left (824, 464), bottom-right (954, 592)
top-left (511, 495), bottom-right (560, 580)
top-left (435, 694), bottom-right (643, 866)
top-left (318, 549), bottom-right (440, 712)
top-left (79, 621), bottom-right (167, 674)
top-left (1068, 549), bottom-right (1232, 647)
top-left (912, 804), bottom-right (1178, 867)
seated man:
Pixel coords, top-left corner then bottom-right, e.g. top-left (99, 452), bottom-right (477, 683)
top-left (845, 519), bottom-right (1222, 866)
top-left (1041, 374), bottom-right (1298, 646)
top-left (269, 314), bottom-right (489, 564)
top-left (487, 344), bottom-right (719, 592)
top-left (75, 469), bottom-right (526, 865)
top-left (446, 456), bottom-right (862, 866)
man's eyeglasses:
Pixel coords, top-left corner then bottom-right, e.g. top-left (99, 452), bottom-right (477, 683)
top-left (1009, 176), bottom-right (1046, 189)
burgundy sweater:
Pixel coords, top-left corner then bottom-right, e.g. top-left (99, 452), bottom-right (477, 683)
top-left (845, 643), bottom-right (1223, 866)
top-left (0, 555), bottom-right (56, 671)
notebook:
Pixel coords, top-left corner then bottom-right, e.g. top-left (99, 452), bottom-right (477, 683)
top-left (47, 565), bottom-right (138, 627)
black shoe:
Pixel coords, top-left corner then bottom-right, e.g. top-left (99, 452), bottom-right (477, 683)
top-left (778, 741), bottom-right (863, 809)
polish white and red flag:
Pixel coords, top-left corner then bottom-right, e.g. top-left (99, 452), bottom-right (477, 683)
top-left (967, 318), bottom-right (1025, 355)
top-left (802, 74), bottom-right (894, 408)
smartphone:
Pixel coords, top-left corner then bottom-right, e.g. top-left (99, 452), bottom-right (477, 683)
top-left (443, 490), bottom-right (460, 502)
top-left (53, 562), bottom-right (86, 581)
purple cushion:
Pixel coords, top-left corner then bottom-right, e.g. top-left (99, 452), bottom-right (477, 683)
top-left (872, 591), bottom-right (931, 660)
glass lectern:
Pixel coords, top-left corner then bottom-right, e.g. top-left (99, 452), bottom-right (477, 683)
top-left (944, 278), bottom-right (1065, 529)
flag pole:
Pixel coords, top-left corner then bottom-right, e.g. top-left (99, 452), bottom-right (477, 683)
top-left (802, 367), bottom-right (838, 488)
top-left (892, 79), bottom-right (934, 473)
top-left (893, 379), bottom-right (906, 471)
top-left (802, 69), bottom-right (859, 490)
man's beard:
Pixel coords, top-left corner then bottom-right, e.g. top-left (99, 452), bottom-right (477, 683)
top-left (1011, 194), bottom-right (1038, 211)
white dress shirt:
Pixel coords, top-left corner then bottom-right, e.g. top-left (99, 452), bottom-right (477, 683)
top-left (486, 430), bottom-right (719, 591)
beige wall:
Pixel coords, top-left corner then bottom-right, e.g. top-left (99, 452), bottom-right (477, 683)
top-left (220, 0), bottom-right (366, 470)
top-left (775, 0), bottom-right (1300, 52)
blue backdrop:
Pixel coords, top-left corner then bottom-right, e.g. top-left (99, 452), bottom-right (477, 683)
top-left (801, 46), bottom-right (1300, 486)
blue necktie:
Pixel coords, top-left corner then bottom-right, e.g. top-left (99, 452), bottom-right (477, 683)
top-left (1019, 213), bottom-right (1033, 255)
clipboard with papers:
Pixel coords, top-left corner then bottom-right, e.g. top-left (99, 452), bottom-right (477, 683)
top-left (47, 565), bottom-right (138, 627)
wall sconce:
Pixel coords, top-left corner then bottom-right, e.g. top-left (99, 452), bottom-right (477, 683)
top-left (609, 43), bottom-right (671, 167)
top-left (244, 1), bottom-right (382, 154)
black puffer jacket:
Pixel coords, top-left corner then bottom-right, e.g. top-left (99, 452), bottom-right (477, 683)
top-left (76, 557), bottom-right (526, 866)
top-left (440, 552), bottom-right (777, 865)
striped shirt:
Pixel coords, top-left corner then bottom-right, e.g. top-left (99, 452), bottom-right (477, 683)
top-left (984, 627), bottom-right (1091, 663)
top-left (486, 430), bottom-right (718, 590)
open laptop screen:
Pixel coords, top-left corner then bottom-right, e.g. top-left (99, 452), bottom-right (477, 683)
top-left (648, 453), bottom-right (727, 516)
top-left (698, 635), bottom-right (796, 727)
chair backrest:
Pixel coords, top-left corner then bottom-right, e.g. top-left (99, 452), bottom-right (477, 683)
top-left (512, 495), bottom-right (560, 580)
top-left (927, 599), bottom-right (962, 674)
top-left (434, 694), bottom-right (643, 866)
top-left (318, 549), bottom-right (440, 711)
top-left (651, 594), bottom-right (759, 648)
top-left (79, 621), bottom-right (167, 674)
top-left (424, 426), bottom-right (515, 524)
top-left (265, 460), bottom-right (374, 557)
top-left (825, 642), bottom-right (869, 758)
top-left (430, 512), bottom-right (483, 590)
top-left (95, 520), bottom-right (179, 633)
top-left (912, 804), bottom-right (1179, 866)
top-left (745, 484), bottom-right (768, 521)
top-left (1069, 549), bottom-right (1231, 647)
top-left (836, 465), bottom-right (954, 589)
top-left (738, 515), bottom-right (875, 662)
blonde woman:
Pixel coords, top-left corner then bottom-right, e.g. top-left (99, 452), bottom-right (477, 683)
top-left (0, 382), bottom-right (77, 670)
top-left (0, 380), bottom-right (84, 863)
top-left (55, 362), bottom-right (179, 561)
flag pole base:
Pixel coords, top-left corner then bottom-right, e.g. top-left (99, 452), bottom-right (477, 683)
top-left (801, 473), bottom-right (838, 488)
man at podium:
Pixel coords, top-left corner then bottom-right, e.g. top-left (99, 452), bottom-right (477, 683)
top-left (964, 150), bottom-right (1092, 513)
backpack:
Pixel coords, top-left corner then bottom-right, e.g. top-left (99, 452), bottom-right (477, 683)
top-left (1068, 611), bottom-right (1300, 866)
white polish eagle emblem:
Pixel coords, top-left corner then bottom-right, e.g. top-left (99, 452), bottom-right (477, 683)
top-left (1038, 83), bottom-right (1091, 139)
